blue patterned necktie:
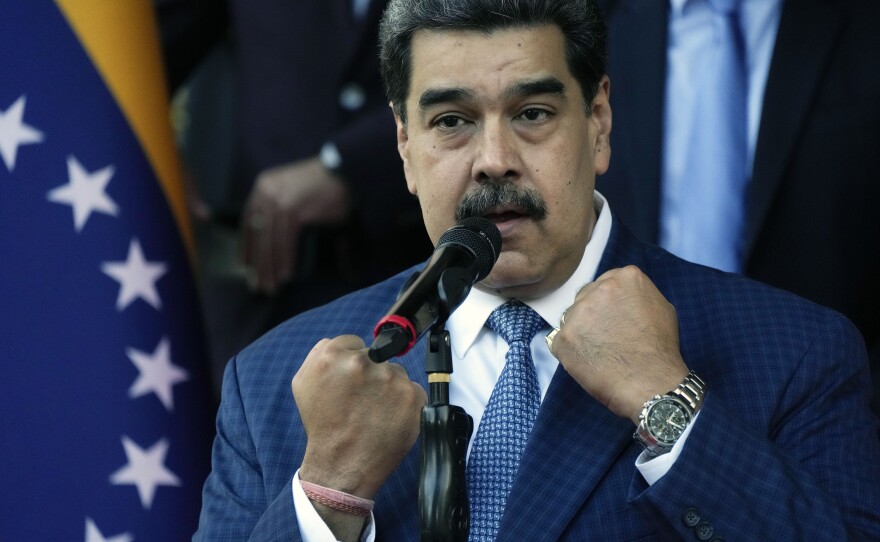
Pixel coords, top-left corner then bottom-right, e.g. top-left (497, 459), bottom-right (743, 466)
top-left (661, 0), bottom-right (747, 272)
top-left (467, 301), bottom-right (546, 541)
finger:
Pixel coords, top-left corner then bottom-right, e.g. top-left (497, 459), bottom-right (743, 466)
top-left (239, 206), bottom-right (257, 270)
top-left (574, 278), bottom-right (600, 303)
top-left (385, 361), bottom-right (410, 378)
top-left (330, 334), bottom-right (368, 351)
top-left (411, 380), bottom-right (429, 406)
top-left (574, 265), bottom-right (634, 303)
top-left (240, 193), bottom-right (270, 289)
top-left (253, 209), bottom-right (276, 293)
top-left (273, 211), bottom-right (299, 288)
top-left (294, 336), bottom-right (368, 393)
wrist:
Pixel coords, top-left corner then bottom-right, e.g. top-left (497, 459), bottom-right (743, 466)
top-left (296, 473), bottom-right (372, 542)
top-left (626, 366), bottom-right (689, 424)
top-left (300, 479), bottom-right (374, 517)
top-left (300, 456), bottom-right (378, 500)
top-left (633, 370), bottom-right (706, 457)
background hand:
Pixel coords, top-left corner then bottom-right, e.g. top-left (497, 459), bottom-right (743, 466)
top-left (241, 156), bottom-right (351, 293)
top-left (548, 265), bottom-right (688, 424)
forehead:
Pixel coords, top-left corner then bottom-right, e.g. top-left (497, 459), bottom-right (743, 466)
top-left (406, 25), bottom-right (574, 106)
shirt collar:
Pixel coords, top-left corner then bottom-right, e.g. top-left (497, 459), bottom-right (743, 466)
top-left (447, 191), bottom-right (613, 359)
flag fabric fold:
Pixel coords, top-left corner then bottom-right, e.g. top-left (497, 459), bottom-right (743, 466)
top-left (0, 1), bottom-right (214, 540)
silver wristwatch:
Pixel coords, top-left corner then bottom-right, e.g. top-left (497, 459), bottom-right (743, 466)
top-left (634, 371), bottom-right (707, 457)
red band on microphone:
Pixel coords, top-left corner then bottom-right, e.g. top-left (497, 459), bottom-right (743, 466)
top-left (373, 314), bottom-right (418, 354)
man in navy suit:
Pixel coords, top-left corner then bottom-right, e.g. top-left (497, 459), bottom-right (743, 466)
top-left (194, 0), bottom-right (880, 539)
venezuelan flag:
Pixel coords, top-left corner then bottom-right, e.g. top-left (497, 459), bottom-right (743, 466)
top-left (0, 1), bottom-right (213, 539)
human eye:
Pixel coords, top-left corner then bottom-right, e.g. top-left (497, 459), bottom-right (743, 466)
top-left (515, 107), bottom-right (553, 123)
top-left (432, 114), bottom-right (469, 130)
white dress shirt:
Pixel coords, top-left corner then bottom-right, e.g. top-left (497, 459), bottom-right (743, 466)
top-left (293, 192), bottom-right (697, 541)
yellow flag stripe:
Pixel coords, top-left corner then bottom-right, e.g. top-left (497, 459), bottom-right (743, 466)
top-left (54, 0), bottom-right (195, 261)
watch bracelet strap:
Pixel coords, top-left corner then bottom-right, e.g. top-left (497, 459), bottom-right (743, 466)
top-left (670, 370), bottom-right (707, 412)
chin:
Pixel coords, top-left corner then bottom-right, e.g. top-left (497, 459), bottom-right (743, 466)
top-left (477, 259), bottom-right (544, 298)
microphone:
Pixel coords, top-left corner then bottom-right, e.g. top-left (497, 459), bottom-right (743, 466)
top-left (368, 217), bottom-right (502, 362)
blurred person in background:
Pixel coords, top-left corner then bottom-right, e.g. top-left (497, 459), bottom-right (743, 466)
top-left (155, 0), bottom-right (431, 396)
top-left (596, 0), bottom-right (880, 414)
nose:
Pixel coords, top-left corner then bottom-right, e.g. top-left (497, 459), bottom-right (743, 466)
top-left (472, 119), bottom-right (522, 184)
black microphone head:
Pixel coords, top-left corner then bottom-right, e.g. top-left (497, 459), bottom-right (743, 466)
top-left (437, 217), bottom-right (502, 281)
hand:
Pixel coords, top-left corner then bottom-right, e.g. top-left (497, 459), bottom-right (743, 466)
top-left (547, 265), bottom-right (689, 424)
top-left (241, 156), bottom-right (351, 293)
top-left (293, 335), bottom-right (427, 499)
top-left (180, 166), bottom-right (212, 222)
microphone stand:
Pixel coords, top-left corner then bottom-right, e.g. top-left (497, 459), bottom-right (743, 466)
top-left (419, 270), bottom-right (474, 542)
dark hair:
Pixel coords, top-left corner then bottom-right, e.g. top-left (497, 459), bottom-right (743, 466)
top-left (379, 0), bottom-right (607, 123)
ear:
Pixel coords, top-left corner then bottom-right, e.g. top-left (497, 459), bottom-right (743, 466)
top-left (591, 76), bottom-right (612, 175)
top-left (392, 103), bottom-right (418, 196)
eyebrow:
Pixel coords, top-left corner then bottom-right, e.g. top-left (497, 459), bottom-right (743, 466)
top-left (503, 77), bottom-right (566, 100)
top-left (418, 87), bottom-right (475, 112)
top-left (416, 77), bottom-right (567, 113)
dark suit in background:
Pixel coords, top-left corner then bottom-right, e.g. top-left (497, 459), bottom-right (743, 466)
top-left (194, 217), bottom-right (880, 540)
top-left (596, 0), bottom-right (880, 413)
top-left (156, 0), bottom-right (431, 394)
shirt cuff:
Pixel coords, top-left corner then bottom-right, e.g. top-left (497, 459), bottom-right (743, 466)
top-left (635, 410), bottom-right (701, 486)
top-left (291, 469), bottom-right (376, 542)
top-left (319, 141), bottom-right (343, 172)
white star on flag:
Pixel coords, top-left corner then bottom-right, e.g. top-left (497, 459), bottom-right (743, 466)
top-left (0, 95), bottom-right (45, 172)
top-left (47, 155), bottom-right (119, 232)
top-left (101, 238), bottom-right (168, 311)
top-left (126, 337), bottom-right (189, 411)
top-left (109, 436), bottom-right (181, 509)
top-left (84, 518), bottom-right (133, 542)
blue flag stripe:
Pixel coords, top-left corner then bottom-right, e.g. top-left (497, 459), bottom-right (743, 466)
top-left (0, 1), bottom-right (213, 540)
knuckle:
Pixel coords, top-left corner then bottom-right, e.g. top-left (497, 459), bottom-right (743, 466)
top-left (594, 277), bottom-right (618, 296)
top-left (412, 383), bottom-right (428, 405)
top-left (618, 265), bottom-right (641, 280)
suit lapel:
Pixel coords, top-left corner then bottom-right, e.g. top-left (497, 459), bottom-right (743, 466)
top-left (497, 217), bottom-right (645, 540)
top-left (746, 0), bottom-right (845, 257)
top-left (498, 370), bottom-right (633, 540)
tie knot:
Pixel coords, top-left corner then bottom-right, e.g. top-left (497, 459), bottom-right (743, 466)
top-left (708, 0), bottom-right (740, 15)
top-left (487, 301), bottom-right (546, 345)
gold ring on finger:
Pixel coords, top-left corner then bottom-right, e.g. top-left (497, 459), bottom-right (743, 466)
top-left (545, 327), bottom-right (559, 351)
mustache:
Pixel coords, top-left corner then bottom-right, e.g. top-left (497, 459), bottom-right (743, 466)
top-left (455, 183), bottom-right (548, 222)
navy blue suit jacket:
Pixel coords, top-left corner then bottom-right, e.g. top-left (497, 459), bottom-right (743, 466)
top-left (195, 216), bottom-right (880, 540)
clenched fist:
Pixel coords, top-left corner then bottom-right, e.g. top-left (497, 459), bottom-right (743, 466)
top-left (547, 265), bottom-right (689, 424)
top-left (293, 335), bottom-right (427, 498)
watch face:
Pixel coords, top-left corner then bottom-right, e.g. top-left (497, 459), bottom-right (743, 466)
top-left (647, 399), bottom-right (690, 445)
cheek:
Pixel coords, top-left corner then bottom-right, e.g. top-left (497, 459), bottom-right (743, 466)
top-left (410, 141), bottom-right (473, 237)
top-left (537, 146), bottom-right (595, 234)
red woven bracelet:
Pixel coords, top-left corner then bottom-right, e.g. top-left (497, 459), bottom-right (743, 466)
top-left (300, 480), bottom-right (374, 517)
